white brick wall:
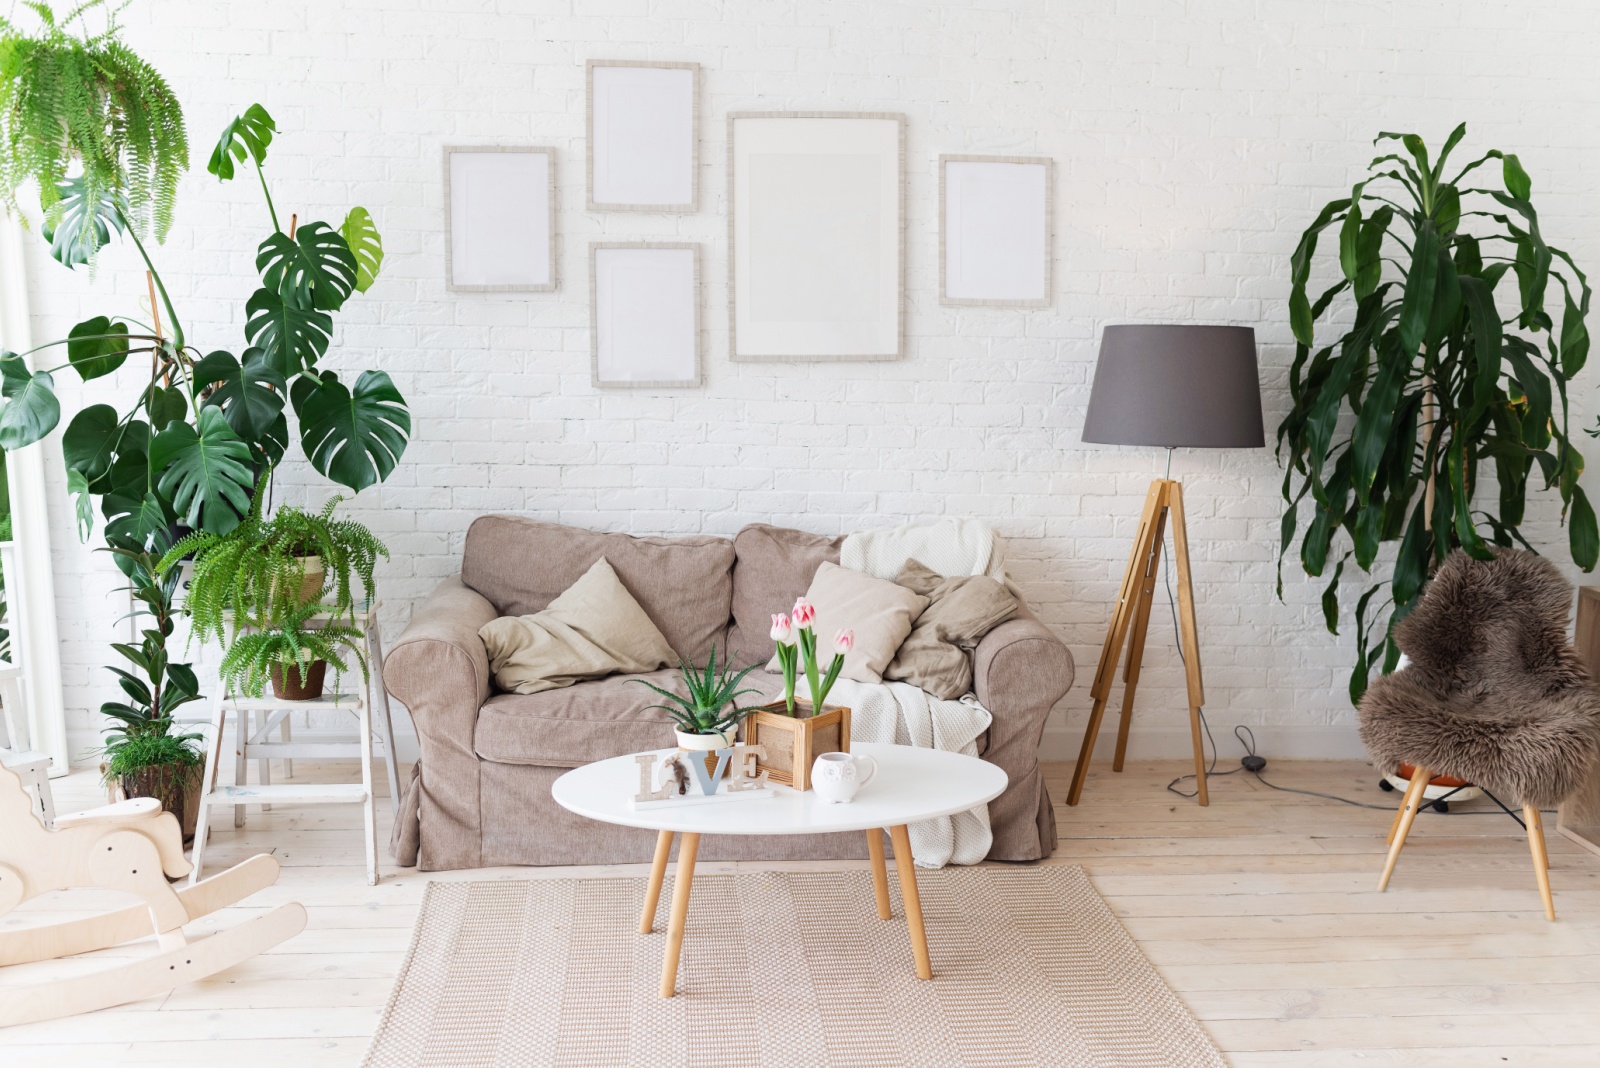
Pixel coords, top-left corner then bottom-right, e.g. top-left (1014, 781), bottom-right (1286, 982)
top-left (21, 0), bottom-right (1600, 765)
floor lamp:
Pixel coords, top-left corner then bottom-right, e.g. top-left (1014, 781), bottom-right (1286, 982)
top-left (1066, 324), bottom-right (1264, 807)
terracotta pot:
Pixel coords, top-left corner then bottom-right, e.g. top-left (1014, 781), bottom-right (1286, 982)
top-left (270, 658), bottom-right (328, 701)
top-left (118, 762), bottom-right (204, 843)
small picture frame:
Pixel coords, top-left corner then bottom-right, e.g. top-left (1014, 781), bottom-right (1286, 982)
top-left (587, 60), bottom-right (700, 212)
top-left (444, 146), bottom-right (557, 292)
top-left (939, 154), bottom-right (1053, 308)
top-left (590, 242), bottom-right (701, 388)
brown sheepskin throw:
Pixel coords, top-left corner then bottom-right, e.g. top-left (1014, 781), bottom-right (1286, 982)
top-left (1358, 549), bottom-right (1600, 808)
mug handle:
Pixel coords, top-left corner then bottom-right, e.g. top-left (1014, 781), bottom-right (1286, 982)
top-left (854, 754), bottom-right (877, 789)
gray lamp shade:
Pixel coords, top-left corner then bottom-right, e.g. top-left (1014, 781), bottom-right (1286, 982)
top-left (1081, 324), bottom-right (1265, 449)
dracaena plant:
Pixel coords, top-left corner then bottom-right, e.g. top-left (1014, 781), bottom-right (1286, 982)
top-left (1279, 123), bottom-right (1594, 703)
top-left (0, 64), bottom-right (409, 542)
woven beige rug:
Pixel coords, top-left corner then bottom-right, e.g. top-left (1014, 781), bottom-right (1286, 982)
top-left (364, 865), bottom-right (1226, 1068)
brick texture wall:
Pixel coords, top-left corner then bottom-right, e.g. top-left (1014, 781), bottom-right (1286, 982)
top-left (21, 0), bottom-right (1600, 764)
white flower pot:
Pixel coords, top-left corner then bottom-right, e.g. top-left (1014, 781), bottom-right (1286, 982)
top-left (675, 728), bottom-right (735, 750)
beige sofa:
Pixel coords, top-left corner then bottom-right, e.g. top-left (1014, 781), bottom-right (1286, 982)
top-left (384, 516), bottom-right (1076, 870)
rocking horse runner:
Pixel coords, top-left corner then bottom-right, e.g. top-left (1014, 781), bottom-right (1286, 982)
top-left (0, 764), bottom-right (306, 1027)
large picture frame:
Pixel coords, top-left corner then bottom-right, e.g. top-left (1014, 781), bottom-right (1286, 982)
top-left (590, 242), bottom-right (702, 389)
top-left (444, 146), bottom-right (557, 292)
top-left (727, 112), bottom-right (905, 362)
top-left (939, 154), bottom-right (1053, 308)
top-left (586, 60), bottom-right (700, 212)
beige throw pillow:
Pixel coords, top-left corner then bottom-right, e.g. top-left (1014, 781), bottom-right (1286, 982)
top-left (479, 557), bottom-right (676, 694)
top-left (885, 559), bottom-right (1018, 699)
top-left (769, 561), bottom-right (929, 685)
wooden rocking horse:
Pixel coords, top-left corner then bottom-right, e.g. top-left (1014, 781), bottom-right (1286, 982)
top-left (0, 763), bottom-right (306, 1027)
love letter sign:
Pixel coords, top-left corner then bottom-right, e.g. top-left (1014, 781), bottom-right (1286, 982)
top-left (633, 744), bottom-right (770, 804)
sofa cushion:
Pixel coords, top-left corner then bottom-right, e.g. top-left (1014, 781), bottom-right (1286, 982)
top-left (885, 559), bottom-right (1018, 698)
top-left (461, 516), bottom-right (734, 663)
top-left (727, 524), bottom-right (844, 669)
top-left (479, 558), bottom-right (677, 694)
top-left (474, 669), bottom-right (786, 767)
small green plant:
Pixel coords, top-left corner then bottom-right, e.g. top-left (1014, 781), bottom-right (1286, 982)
top-left (633, 646), bottom-right (763, 737)
top-left (98, 543), bottom-right (204, 777)
top-left (217, 599), bottom-right (366, 700)
top-left (160, 493), bottom-right (387, 644)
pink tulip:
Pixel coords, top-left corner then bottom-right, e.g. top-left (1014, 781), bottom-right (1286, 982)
top-left (792, 598), bottom-right (817, 628)
top-left (770, 613), bottom-right (793, 643)
top-left (834, 629), bottom-right (854, 656)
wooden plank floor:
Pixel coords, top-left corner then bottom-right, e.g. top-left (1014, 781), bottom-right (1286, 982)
top-left (3, 758), bottom-right (1599, 1066)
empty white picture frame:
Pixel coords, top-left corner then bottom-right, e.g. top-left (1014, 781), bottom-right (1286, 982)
top-left (587, 60), bottom-right (699, 212)
top-left (591, 243), bottom-right (701, 388)
top-left (445, 146), bottom-right (556, 292)
top-left (940, 154), bottom-right (1053, 307)
top-left (728, 112), bottom-right (905, 362)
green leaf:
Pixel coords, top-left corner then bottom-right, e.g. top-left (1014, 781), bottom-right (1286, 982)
top-left (1431, 123), bottom-right (1468, 182)
top-left (1353, 206), bottom-right (1392, 301)
top-left (340, 207), bottom-right (384, 293)
top-left (104, 491), bottom-right (172, 544)
top-left (1353, 501), bottom-right (1383, 571)
top-left (1391, 500), bottom-right (1430, 607)
top-left (0, 355), bottom-right (60, 449)
top-left (67, 316), bottom-right (131, 380)
top-left (1560, 281), bottom-right (1591, 378)
top-left (1458, 275), bottom-right (1503, 422)
top-left (1447, 436), bottom-right (1491, 559)
top-left (291, 370), bottom-right (412, 493)
top-left (1503, 153), bottom-right (1532, 200)
top-left (1288, 198), bottom-right (1351, 347)
top-left (40, 176), bottom-right (127, 268)
top-left (1503, 340), bottom-right (1552, 451)
top-left (150, 407), bottom-right (256, 535)
top-left (1349, 333), bottom-right (1406, 506)
top-left (1396, 219), bottom-right (1439, 357)
top-left (208, 104), bottom-right (276, 180)
top-left (1321, 555), bottom-right (1348, 634)
top-left (256, 222), bottom-right (358, 313)
top-left (1338, 194), bottom-right (1363, 282)
top-left (145, 384), bottom-right (188, 432)
top-left (1570, 486), bottom-right (1599, 572)
top-left (66, 468), bottom-right (94, 540)
top-left (194, 348), bottom-right (287, 440)
top-left (62, 403), bottom-right (120, 483)
top-left (1424, 245), bottom-right (1461, 349)
top-left (244, 287), bottom-right (333, 377)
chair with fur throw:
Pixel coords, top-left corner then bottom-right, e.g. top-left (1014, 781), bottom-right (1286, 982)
top-left (1358, 549), bottom-right (1600, 920)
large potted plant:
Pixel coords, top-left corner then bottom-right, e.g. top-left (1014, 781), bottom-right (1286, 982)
top-left (1278, 124), bottom-right (1594, 701)
top-left (98, 543), bottom-right (205, 839)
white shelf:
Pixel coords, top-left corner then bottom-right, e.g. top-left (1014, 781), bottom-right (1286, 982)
top-left (204, 783), bottom-right (368, 807)
top-left (224, 693), bottom-right (366, 711)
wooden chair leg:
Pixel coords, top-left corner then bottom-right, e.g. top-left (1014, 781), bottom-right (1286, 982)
top-left (1378, 766), bottom-right (1431, 891)
top-left (1525, 806), bottom-right (1556, 921)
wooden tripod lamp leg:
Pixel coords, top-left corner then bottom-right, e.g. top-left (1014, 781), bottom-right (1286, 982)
top-left (1068, 481), bottom-right (1166, 806)
top-left (1113, 509), bottom-right (1166, 773)
top-left (1164, 482), bottom-right (1209, 806)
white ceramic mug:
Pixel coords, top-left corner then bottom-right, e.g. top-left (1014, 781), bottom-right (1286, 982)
top-left (811, 751), bottom-right (877, 804)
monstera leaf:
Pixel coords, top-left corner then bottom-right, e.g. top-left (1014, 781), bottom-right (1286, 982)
top-left (150, 407), bottom-right (256, 535)
top-left (62, 403), bottom-right (121, 484)
top-left (104, 490), bottom-right (173, 544)
top-left (257, 222), bottom-right (357, 312)
top-left (41, 177), bottom-right (127, 267)
top-left (0, 355), bottom-right (60, 450)
top-left (208, 104), bottom-right (276, 180)
top-left (244, 287), bottom-right (333, 377)
top-left (67, 316), bottom-right (131, 380)
top-left (291, 370), bottom-right (411, 493)
top-left (340, 207), bottom-right (384, 293)
top-left (194, 348), bottom-right (286, 440)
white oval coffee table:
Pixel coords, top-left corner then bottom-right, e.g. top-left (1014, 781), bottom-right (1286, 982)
top-left (552, 741), bottom-right (1007, 997)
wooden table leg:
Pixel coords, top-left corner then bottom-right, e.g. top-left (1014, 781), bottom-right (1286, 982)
top-left (641, 830), bottom-right (674, 934)
top-left (866, 829), bottom-right (892, 920)
top-left (660, 831), bottom-right (699, 998)
top-left (888, 825), bottom-right (932, 980)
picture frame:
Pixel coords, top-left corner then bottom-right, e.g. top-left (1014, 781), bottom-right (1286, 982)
top-left (444, 146), bottom-right (557, 292)
top-left (939, 154), bottom-right (1053, 308)
top-left (586, 60), bottom-right (700, 212)
top-left (727, 112), bottom-right (906, 363)
top-left (590, 242), bottom-right (702, 389)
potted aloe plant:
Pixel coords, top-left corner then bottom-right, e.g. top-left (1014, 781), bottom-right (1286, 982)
top-left (633, 646), bottom-right (763, 751)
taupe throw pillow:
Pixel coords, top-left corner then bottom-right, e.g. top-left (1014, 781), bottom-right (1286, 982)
top-left (479, 557), bottom-right (676, 694)
top-left (885, 559), bottom-right (1018, 699)
top-left (768, 561), bottom-right (929, 685)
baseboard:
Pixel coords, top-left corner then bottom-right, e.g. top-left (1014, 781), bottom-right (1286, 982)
top-left (1038, 723), bottom-right (1370, 764)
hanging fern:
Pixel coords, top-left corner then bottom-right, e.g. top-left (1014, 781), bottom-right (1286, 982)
top-left (0, 0), bottom-right (188, 250)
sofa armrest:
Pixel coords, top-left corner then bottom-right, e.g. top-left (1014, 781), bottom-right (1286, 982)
top-left (972, 604), bottom-right (1075, 861)
top-left (384, 576), bottom-right (497, 868)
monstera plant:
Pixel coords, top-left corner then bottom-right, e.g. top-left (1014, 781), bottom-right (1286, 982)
top-left (0, 97), bottom-right (408, 539)
top-left (1279, 123), bottom-right (1593, 702)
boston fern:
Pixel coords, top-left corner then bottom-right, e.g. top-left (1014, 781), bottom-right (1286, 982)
top-left (1279, 124), bottom-right (1594, 702)
top-left (633, 646), bottom-right (764, 736)
top-left (218, 600), bottom-right (367, 700)
top-left (160, 493), bottom-right (387, 644)
top-left (0, 1), bottom-right (187, 252)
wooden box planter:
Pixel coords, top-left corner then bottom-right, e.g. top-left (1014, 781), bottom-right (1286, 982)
top-left (741, 700), bottom-right (851, 791)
